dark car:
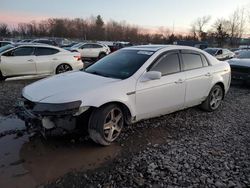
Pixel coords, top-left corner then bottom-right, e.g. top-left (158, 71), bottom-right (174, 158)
top-left (228, 50), bottom-right (250, 85)
top-left (109, 42), bottom-right (133, 53)
top-left (31, 39), bottom-right (58, 46)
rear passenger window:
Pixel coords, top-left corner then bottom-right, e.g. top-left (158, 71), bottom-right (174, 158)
top-left (35, 47), bottom-right (59, 56)
top-left (151, 53), bottom-right (180, 75)
top-left (182, 53), bottom-right (203, 70)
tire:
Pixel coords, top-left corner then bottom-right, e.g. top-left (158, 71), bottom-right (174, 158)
top-left (55, 64), bottom-right (72, 74)
top-left (0, 70), bottom-right (6, 81)
top-left (88, 104), bottom-right (124, 146)
top-left (200, 84), bottom-right (224, 112)
top-left (98, 53), bottom-right (106, 59)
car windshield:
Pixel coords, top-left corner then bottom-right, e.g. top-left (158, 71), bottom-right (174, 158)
top-left (204, 48), bottom-right (218, 55)
top-left (84, 49), bottom-right (154, 79)
top-left (0, 44), bottom-right (15, 54)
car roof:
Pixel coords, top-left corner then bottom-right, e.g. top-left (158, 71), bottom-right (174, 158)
top-left (126, 45), bottom-right (172, 51)
top-left (14, 44), bottom-right (63, 50)
top-left (125, 45), bottom-right (206, 52)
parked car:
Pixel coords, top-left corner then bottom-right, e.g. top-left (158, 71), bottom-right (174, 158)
top-left (109, 42), bottom-right (133, 52)
top-left (228, 50), bottom-right (250, 84)
top-left (204, 48), bottom-right (235, 61)
top-left (0, 44), bottom-right (15, 54)
top-left (61, 42), bottom-right (79, 51)
top-left (20, 39), bottom-right (33, 43)
top-left (0, 41), bottom-right (13, 47)
top-left (0, 44), bottom-right (83, 80)
top-left (70, 42), bottom-right (110, 60)
top-left (16, 45), bottom-right (231, 145)
top-left (234, 50), bottom-right (250, 59)
top-left (31, 39), bottom-right (58, 46)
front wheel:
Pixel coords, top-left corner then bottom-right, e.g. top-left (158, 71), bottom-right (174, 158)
top-left (0, 70), bottom-right (6, 81)
top-left (88, 104), bottom-right (124, 146)
top-left (55, 64), bottom-right (72, 74)
top-left (200, 85), bottom-right (224, 112)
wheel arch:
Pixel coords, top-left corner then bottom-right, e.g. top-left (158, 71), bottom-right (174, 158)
top-left (213, 82), bottom-right (226, 99)
top-left (97, 101), bottom-right (134, 125)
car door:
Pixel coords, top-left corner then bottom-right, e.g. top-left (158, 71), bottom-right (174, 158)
top-left (181, 50), bottom-right (212, 108)
top-left (34, 47), bottom-right (60, 74)
top-left (80, 44), bottom-right (92, 58)
top-left (0, 46), bottom-right (36, 76)
top-left (135, 51), bottom-right (186, 120)
top-left (92, 44), bottom-right (103, 57)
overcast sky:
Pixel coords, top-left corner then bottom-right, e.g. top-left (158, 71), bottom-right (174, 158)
top-left (1, 0), bottom-right (249, 33)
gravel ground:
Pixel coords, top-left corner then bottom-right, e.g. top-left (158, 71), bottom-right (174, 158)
top-left (0, 79), bottom-right (36, 115)
top-left (46, 85), bottom-right (250, 188)
top-left (1, 80), bottom-right (250, 187)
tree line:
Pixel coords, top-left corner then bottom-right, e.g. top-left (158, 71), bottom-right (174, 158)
top-left (0, 7), bottom-right (249, 47)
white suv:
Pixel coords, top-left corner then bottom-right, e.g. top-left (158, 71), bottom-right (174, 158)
top-left (70, 43), bottom-right (110, 60)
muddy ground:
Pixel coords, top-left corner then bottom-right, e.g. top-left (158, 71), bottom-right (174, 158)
top-left (0, 79), bottom-right (249, 188)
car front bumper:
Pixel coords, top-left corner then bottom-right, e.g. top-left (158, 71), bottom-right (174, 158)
top-left (15, 98), bottom-right (87, 132)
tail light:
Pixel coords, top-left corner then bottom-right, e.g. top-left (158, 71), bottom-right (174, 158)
top-left (74, 56), bottom-right (81, 61)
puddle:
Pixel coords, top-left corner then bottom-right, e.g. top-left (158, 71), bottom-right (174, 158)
top-left (0, 116), bottom-right (172, 188)
top-left (0, 117), bottom-right (121, 188)
top-left (0, 116), bottom-right (25, 132)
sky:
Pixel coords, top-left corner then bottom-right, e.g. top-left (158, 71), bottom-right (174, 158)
top-left (1, 0), bottom-right (250, 34)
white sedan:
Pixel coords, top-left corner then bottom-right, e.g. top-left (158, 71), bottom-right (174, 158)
top-left (0, 44), bottom-right (83, 80)
top-left (17, 45), bottom-right (231, 145)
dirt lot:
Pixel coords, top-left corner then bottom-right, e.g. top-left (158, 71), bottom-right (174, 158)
top-left (0, 79), bottom-right (249, 188)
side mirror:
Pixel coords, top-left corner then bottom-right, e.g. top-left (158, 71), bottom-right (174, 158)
top-left (141, 71), bottom-right (162, 82)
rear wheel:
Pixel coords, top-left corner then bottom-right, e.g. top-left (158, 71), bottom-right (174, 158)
top-left (56, 64), bottom-right (72, 74)
top-left (88, 104), bottom-right (124, 146)
top-left (98, 53), bottom-right (106, 59)
top-left (200, 84), bottom-right (224, 112)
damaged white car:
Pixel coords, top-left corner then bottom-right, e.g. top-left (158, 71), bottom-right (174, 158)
top-left (17, 45), bottom-right (231, 145)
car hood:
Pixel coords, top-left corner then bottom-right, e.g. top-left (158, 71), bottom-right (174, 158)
top-left (228, 58), bottom-right (250, 67)
top-left (23, 71), bottom-right (119, 103)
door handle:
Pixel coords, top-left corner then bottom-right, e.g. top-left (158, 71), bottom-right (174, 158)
top-left (175, 79), bottom-right (184, 84)
top-left (52, 58), bottom-right (58, 60)
top-left (28, 59), bottom-right (34, 62)
top-left (205, 72), bottom-right (211, 77)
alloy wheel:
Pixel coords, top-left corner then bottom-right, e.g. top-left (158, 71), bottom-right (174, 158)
top-left (103, 107), bottom-right (123, 142)
top-left (56, 64), bottom-right (72, 74)
top-left (210, 87), bottom-right (223, 110)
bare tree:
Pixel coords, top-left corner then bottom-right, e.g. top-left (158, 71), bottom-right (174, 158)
top-left (0, 23), bottom-right (10, 37)
top-left (228, 8), bottom-right (246, 46)
top-left (191, 16), bottom-right (211, 40)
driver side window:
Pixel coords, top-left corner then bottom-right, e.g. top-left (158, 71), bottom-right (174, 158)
top-left (150, 53), bottom-right (181, 76)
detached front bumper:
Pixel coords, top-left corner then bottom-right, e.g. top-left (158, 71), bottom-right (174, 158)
top-left (16, 98), bottom-right (86, 132)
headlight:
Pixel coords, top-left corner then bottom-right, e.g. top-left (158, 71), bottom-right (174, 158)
top-left (32, 101), bottom-right (82, 116)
